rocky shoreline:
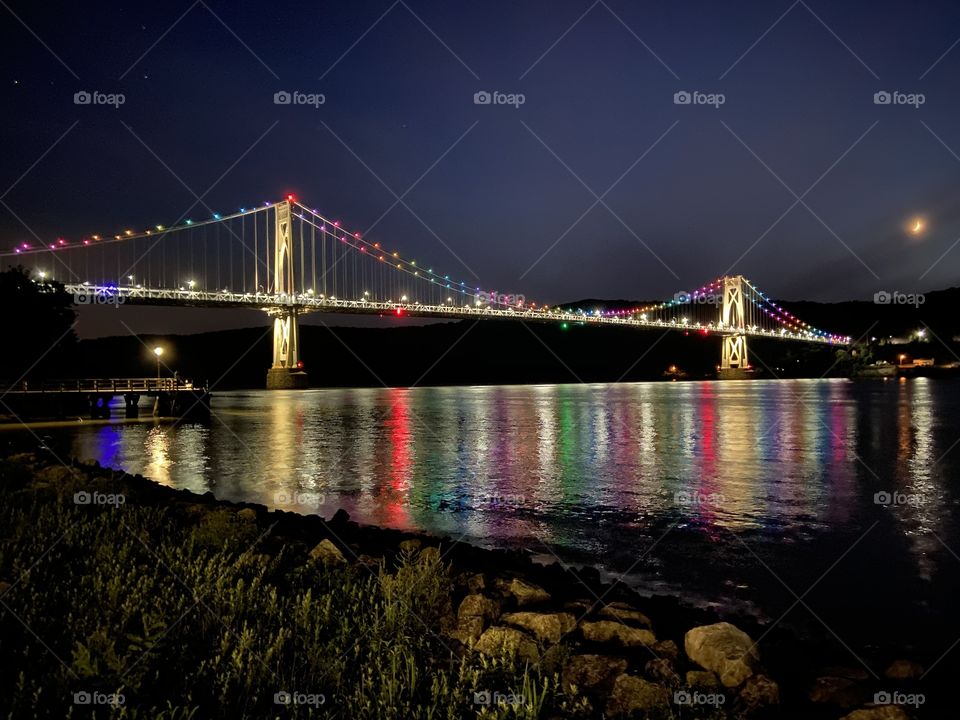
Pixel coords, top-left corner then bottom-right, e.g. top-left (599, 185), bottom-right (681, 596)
top-left (0, 451), bottom-right (935, 718)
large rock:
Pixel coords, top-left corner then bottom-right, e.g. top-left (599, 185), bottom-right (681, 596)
top-left (236, 508), bottom-right (257, 523)
top-left (309, 539), bottom-right (347, 567)
top-left (458, 594), bottom-right (500, 623)
top-left (684, 622), bottom-right (759, 688)
top-left (501, 611), bottom-right (576, 644)
top-left (738, 674), bottom-right (779, 713)
top-left (498, 577), bottom-right (551, 606)
top-left (474, 626), bottom-right (539, 663)
top-left (645, 658), bottom-right (680, 686)
top-left (653, 639), bottom-right (679, 662)
top-left (449, 615), bottom-right (485, 646)
top-left (884, 659), bottom-right (924, 680)
top-left (687, 670), bottom-right (719, 687)
top-left (581, 620), bottom-right (656, 648)
top-left (562, 654), bottom-right (628, 694)
top-left (605, 674), bottom-right (670, 716)
top-left (839, 708), bottom-right (910, 720)
top-left (599, 602), bottom-right (652, 628)
top-left (809, 676), bottom-right (868, 708)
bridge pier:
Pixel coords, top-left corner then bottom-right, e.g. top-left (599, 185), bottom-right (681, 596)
top-left (265, 200), bottom-right (309, 390)
top-left (718, 275), bottom-right (752, 379)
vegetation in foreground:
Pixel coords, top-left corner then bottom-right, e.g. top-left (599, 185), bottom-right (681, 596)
top-left (0, 456), bottom-right (601, 719)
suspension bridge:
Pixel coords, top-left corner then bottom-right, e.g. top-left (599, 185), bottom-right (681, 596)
top-left (3, 196), bottom-right (851, 388)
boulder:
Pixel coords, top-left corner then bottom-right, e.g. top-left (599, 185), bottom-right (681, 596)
top-left (467, 573), bottom-right (486, 594)
top-left (653, 639), bottom-right (679, 662)
top-left (581, 620), bottom-right (656, 648)
top-left (501, 611), bottom-right (576, 644)
top-left (474, 626), bottom-right (539, 663)
top-left (36, 465), bottom-right (79, 483)
top-left (449, 615), bottom-right (485, 645)
top-left (498, 577), bottom-right (551, 606)
top-left (605, 674), bottom-right (670, 716)
top-left (840, 708), bottom-right (910, 720)
top-left (562, 654), bottom-right (628, 694)
top-left (684, 622), bottom-right (759, 688)
top-left (809, 676), bottom-right (868, 708)
top-left (644, 658), bottom-right (680, 686)
top-left (309, 539), bottom-right (347, 567)
top-left (599, 602), bottom-right (652, 628)
top-left (687, 670), bottom-right (719, 687)
top-left (457, 594), bottom-right (500, 623)
top-left (884, 659), bottom-right (924, 680)
top-left (738, 674), bottom-right (779, 713)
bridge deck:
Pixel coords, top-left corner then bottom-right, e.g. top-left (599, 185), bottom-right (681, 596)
top-left (64, 285), bottom-right (844, 346)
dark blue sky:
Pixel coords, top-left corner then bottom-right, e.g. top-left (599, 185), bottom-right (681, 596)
top-left (3, 0), bottom-right (960, 336)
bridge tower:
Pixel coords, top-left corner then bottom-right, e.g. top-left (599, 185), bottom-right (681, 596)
top-left (266, 200), bottom-right (308, 389)
top-left (719, 275), bottom-right (750, 377)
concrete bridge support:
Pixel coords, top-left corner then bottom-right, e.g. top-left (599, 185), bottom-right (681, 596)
top-left (719, 275), bottom-right (751, 379)
top-left (266, 200), bottom-right (308, 389)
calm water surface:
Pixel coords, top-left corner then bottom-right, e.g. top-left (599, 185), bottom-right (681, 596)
top-left (12, 378), bottom-right (960, 655)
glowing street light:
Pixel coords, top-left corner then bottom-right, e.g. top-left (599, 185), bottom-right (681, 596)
top-left (187, 280), bottom-right (196, 289)
top-left (153, 346), bottom-right (164, 380)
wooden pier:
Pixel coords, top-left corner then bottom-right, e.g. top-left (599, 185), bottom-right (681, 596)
top-left (2, 378), bottom-right (211, 420)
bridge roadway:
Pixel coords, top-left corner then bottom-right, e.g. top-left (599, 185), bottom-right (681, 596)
top-left (65, 284), bottom-right (845, 347)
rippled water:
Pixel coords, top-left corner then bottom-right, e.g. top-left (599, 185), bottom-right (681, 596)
top-left (11, 378), bottom-right (960, 656)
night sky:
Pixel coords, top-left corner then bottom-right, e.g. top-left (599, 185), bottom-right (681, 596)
top-left (3, 0), bottom-right (960, 337)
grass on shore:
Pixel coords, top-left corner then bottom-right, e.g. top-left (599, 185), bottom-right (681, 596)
top-left (0, 458), bottom-right (600, 719)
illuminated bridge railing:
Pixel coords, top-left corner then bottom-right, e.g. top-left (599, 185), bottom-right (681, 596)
top-left (63, 284), bottom-right (842, 346)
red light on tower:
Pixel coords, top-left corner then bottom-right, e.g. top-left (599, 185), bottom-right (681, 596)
top-left (286, 194), bottom-right (295, 202)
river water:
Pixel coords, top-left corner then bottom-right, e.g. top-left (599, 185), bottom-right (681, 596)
top-left (8, 378), bottom-right (960, 664)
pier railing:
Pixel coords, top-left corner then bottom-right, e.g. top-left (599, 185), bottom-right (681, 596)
top-left (3, 378), bottom-right (197, 394)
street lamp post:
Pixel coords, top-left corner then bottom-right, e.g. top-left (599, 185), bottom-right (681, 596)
top-left (153, 346), bottom-right (164, 382)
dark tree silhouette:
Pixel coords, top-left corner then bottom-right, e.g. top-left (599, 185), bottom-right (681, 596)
top-left (0, 266), bottom-right (77, 382)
